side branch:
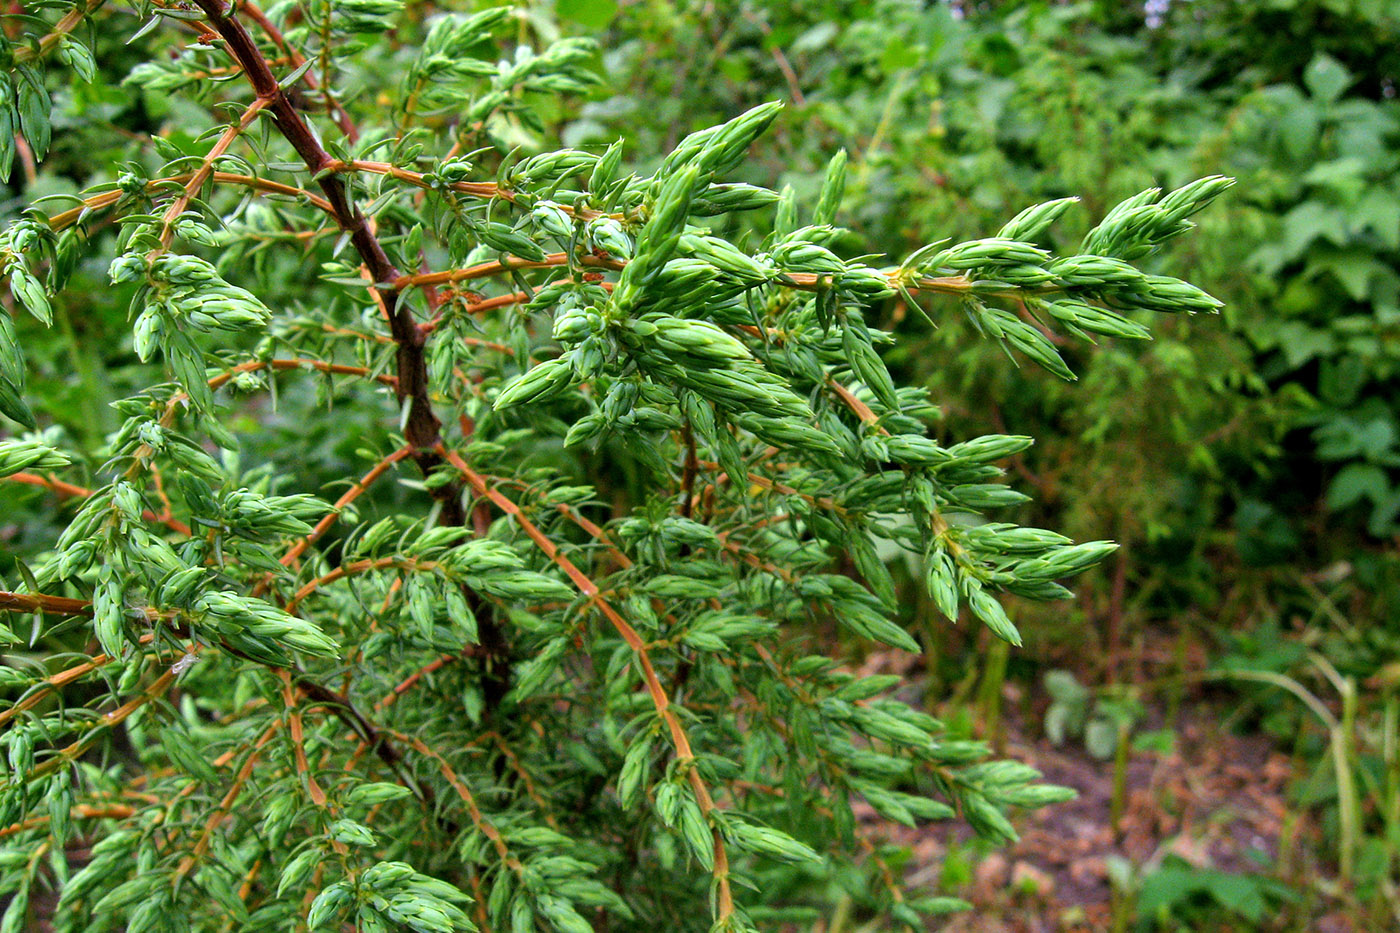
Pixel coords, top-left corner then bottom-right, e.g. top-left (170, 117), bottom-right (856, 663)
top-left (13, 0), bottom-right (107, 65)
top-left (323, 159), bottom-right (620, 221)
top-left (273, 445), bottom-right (413, 573)
top-left (0, 589), bottom-right (95, 617)
top-left (3, 474), bottom-right (193, 535)
top-left (393, 252), bottom-right (1012, 304)
top-left (157, 98), bottom-right (270, 250)
top-left (396, 253), bottom-right (622, 292)
top-left (0, 634), bottom-right (159, 730)
top-left (48, 172), bottom-right (334, 233)
top-left (241, 0), bottom-right (360, 142)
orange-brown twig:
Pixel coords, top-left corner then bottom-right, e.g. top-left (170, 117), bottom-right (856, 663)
top-left (280, 671), bottom-right (327, 807)
top-left (0, 633), bottom-right (167, 730)
top-left (157, 98), bottom-right (270, 250)
top-left (241, 0), bottom-right (359, 141)
top-left (324, 160), bottom-right (615, 225)
top-left (0, 588), bottom-right (94, 618)
top-left (48, 172), bottom-right (333, 232)
top-left (274, 445), bottom-right (413, 573)
top-left (390, 730), bottom-right (521, 872)
top-left (394, 252), bottom-right (623, 292)
top-left (283, 556), bottom-right (432, 614)
top-left (205, 357), bottom-right (399, 395)
top-left (826, 376), bottom-right (880, 426)
top-left (0, 804), bottom-right (135, 840)
top-left (172, 718), bottom-right (282, 881)
top-left (696, 461), bottom-right (850, 519)
top-left (438, 445), bottom-right (735, 920)
top-left (16, 668), bottom-right (180, 783)
top-left (372, 647), bottom-right (485, 713)
top-left (4, 474), bottom-right (194, 535)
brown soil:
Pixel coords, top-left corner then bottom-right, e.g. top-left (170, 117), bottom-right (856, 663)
top-left (844, 650), bottom-right (1359, 933)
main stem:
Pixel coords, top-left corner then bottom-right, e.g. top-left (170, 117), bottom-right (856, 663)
top-left (187, 0), bottom-right (441, 476)
top-left (186, 0), bottom-right (510, 698)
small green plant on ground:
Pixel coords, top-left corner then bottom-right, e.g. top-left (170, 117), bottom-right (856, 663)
top-left (1111, 854), bottom-right (1300, 932)
top-left (0, 2), bottom-right (1229, 930)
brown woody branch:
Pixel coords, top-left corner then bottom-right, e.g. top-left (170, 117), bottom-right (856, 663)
top-left (240, 0), bottom-right (360, 142)
top-left (293, 672), bottom-right (434, 805)
top-left (187, 0), bottom-right (442, 477)
top-left (187, 0), bottom-right (514, 707)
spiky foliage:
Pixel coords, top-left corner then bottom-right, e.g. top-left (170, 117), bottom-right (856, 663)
top-left (0, 3), bottom-right (1230, 931)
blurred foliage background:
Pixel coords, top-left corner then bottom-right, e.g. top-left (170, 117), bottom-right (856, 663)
top-left (4, 0), bottom-right (1398, 929)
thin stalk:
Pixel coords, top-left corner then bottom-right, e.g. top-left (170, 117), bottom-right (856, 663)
top-left (12, 0), bottom-right (106, 64)
top-left (1385, 692), bottom-right (1399, 890)
top-left (1110, 718), bottom-right (1130, 844)
top-left (977, 636), bottom-right (1009, 753)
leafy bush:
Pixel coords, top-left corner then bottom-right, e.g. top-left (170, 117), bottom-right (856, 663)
top-left (0, 2), bottom-right (1228, 930)
top-left (568, 2), bottom-right (1275, 626)
top-left (556, 0), bottom-right (1400, 918)
top-left (573, 0), bottom-right (1400, 665)
top-left (1229, 54), bottom-right (1400, 539)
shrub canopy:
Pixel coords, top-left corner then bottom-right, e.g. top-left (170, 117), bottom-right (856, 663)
top-left (0, 2), bottom-right (1228, 931)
